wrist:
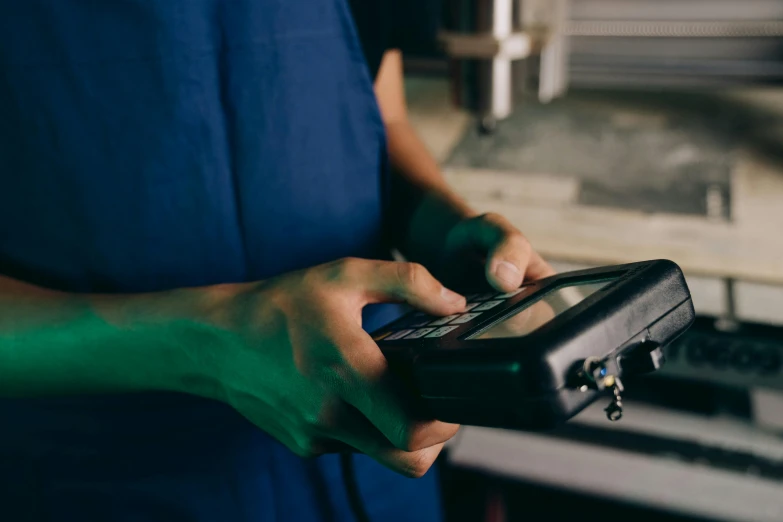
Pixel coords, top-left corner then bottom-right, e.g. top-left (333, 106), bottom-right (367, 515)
top-left (93, 284), bottom-right (241, 403)
top-left (160, 284), bottom-right (248, 403)
top-left (405, 191), bottom-right (476, 266)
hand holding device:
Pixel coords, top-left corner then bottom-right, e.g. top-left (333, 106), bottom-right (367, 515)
top-left (201, 258), bottom-right (466, 477)
top-left (431, 211), bottom-right (556, 294)
top-left (438, 212), bottom-right (556, 292)
top-left (373, 260), bottom-right (695, 429)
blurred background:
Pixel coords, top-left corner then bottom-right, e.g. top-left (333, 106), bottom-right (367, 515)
top-left (397, 1), bottom-right (783, 521)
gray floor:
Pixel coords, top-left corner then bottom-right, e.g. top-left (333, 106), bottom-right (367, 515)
top-left (444, 90), bottom-right (754, 219)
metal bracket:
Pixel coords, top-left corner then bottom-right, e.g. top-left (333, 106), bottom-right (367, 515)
top-left (440, 0), bottom-right (571, 127)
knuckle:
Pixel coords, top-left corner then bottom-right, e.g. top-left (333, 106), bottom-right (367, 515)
top-left (293, 439), bottom-right (323, 459)
top-left (323, 257), bottom-right (362, 282)
top-left (301, 266), bottom-right (329, 293)
top-left (295, 408), bottom-right (333, 458)
top-left (397, 262), bottom-right (426, 290)
top-left (506, 231), bottom-right (530, 251)
top-left (339, 257), bottom-right (362, 273)
top-left (404, 451), bottom-right (437, 479)
top-left (302, 406), bottom-right (325, 433)
top-left (289, 435), bottom-right (318, 458)
top-left (393, 423), bottom-right (415, 452)
top-left (478, 212), bottom-right (526, 248)
top-left (479, 212), bottom-right (505, 227)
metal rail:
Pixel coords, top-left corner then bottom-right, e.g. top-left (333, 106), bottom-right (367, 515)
top-left (568, 20), bottom-right (783, 38)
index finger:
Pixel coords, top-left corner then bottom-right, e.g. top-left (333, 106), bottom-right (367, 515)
top-left (339, 259), bottom-right (466, 316)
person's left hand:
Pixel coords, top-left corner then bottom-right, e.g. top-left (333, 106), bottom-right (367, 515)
top-left (438, 212), bottom-right (556, 293)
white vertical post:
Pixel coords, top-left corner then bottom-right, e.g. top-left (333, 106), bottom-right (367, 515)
top-left (539, 0), bottom-right (570, 103)
top-left (490, 0), bottom-right (514, 119)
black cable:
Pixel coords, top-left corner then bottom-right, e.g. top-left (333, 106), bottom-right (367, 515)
top-left (340, 452), bottom-right (372, 522)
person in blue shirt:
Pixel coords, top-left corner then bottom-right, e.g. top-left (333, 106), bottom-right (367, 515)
top-left (0, 1), bottom-right (553, 520)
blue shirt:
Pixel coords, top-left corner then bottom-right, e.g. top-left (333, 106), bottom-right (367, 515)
top-left (0, 1), bottom-right (442, 520)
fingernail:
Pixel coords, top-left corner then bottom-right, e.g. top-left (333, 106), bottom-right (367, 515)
top-left (494, 261), bottom-right (521, 285)
top-left (441, 287), bottom-right (465, 304)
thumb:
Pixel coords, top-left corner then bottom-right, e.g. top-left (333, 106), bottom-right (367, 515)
top-left (449, 214), bottom-right (532, 292)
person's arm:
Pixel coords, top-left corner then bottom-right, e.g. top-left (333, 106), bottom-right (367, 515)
top-left (374, 50), bottom-right (555, 291)
top-left (0, 275), bottom-right (222, 398)
top-left (374, 50), bottom-right (472, 262)
top-left (0, 257), bottom-right (466, 477)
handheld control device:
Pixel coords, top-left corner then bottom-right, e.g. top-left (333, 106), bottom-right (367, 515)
top-left (372, 260), bottom-right (695, 430)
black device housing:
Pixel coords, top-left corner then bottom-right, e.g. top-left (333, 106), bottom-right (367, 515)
top-left (373, 260), bottom-right (695, 431)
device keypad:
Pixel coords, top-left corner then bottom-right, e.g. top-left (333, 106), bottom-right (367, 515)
top-left (473, 300), bottom-right (503, 312)
top-left (497, 288), bottom-right (526, 299)
top-left (426, 325), bottom-right (459, 338)
top-left (378, 286), bottom-right (531, 341)
top-left (449, 312), bottom-right (482, 325)
top-left (404, 328), bottom-right (436, 339)
top-left (470, 293), bottom-right (497, 302)
top-left (429, 314), bottom-right (462, 326)
top-left (386, 329), bottom-right (414, 341)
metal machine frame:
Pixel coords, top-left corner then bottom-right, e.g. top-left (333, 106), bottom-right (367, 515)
top-left (440, 0), bottom-right (783, 129)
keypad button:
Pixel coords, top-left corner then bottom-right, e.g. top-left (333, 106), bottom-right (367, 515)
top-left (399, 311), bottom-right (433, 327)
top-left (404, 328), bottom-right (436, 339)
top-left (426, 325), bottom-right (460, 338)
top-left (474, 293), bottom-right (497, 301)
top-left (386, 329), bottom-right (414, 341)
top-left (450, 312), bottom-right (482, 325)
top-left (429, 314), bottom-right (461, 326)
top-left (373, 331), bottom-right (392, 341)
top-left (463, 302), bottom-right (481, 312)
top-left (406, 316), bottom-right (434, 327)
top-left (474, 300), bottom-right (503, 311)
top-left (497, 288), bottom-right (527, 299)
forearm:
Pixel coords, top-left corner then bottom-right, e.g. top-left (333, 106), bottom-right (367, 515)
top-left (0, 276), bottom-right (222, 399)
top-left (386, 120), bottom-right (476, 268)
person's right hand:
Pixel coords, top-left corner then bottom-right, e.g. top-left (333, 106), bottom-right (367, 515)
top-left (196, 258), bottom-right (467, 478)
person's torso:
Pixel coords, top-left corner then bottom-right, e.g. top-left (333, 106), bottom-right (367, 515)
top-left (0, 2), bottom-right (439, 521)
top-left (0, 0), bottom-right (389, 293)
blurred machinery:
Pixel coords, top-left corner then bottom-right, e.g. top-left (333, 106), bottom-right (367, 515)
top-left (440, 0), bottom-right (783, 131)
top-left (446, 291), bottom-right (783, 522)
top-left (440, 0), bottom-right (570, 132)
top-left (436, 2), bottom-right (783, 521)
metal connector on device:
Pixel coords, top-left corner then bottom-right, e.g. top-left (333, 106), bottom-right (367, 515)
top-left (571, 340), bottom-right (666, 422)
top-left (573, 356), bottom-right (625, 422)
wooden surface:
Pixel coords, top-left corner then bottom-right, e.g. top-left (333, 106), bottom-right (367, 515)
top-left (444, 158), bottom-right (783, 285)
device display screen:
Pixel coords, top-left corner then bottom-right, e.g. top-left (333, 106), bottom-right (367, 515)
top-left (469, 278), bottom-right (618, 340)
